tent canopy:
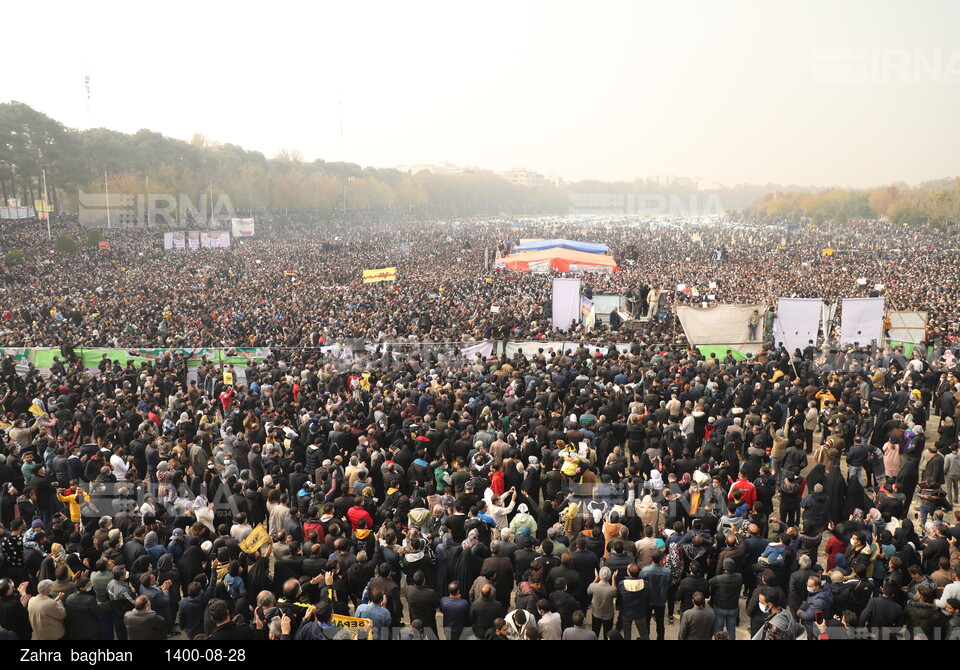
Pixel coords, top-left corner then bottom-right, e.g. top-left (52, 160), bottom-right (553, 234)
top-left (500, 248), bottom-right (619, 273)
top-left (514, 239), bottom-right (610, 254)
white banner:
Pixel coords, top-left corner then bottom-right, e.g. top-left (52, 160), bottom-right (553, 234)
top-left (460, 342), bottom-right (495, 360)
top-left (887, 310), bottom-right (928, 345)
top-left (552, 278), bottom-right (581, 332)
top-left (675, 304), bottom-right (766, 346)
top-left (503, 341), bottom-right (633, 358)
top-left (231, 218), bottom-right (256, 237)
top-left (841, 297), bottom-right (884, 346)
top-left (821, 302), bottom-right (838, 338)
top-left (775, 298), bottom-right (822, 355)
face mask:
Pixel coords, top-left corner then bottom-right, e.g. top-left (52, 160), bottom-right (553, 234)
top-left (759, 602), bottom-right (770, 613)
top-left (807, 586), bottom-right (817, 594)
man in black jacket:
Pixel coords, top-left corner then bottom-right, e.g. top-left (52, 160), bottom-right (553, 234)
top-left (208, 598), bottom-right (255, 641)
top-left (469, 584), bottom-right (504, 639)
top-left (709, 558), bottom-right (742, 639)
top-left (923, 523), bottom-right (951, 575)
top-left (846, 437), bottom-right (869, 485)
top-left (122, 525), bottom-right (149, 567)
top-left (124, 595), bottom-right (166, 640)
top-left (859, 583), bottom-right (904, 640)
top-left (178, 563), bottom-right (218, 640)
top-left (405, 570), bottom-right (440, 635)
top-left (548, 577), bottom-right (579, 630)
top-left (675, 560), bottom-right (710, 614)
top-left (0, 578), bottom-right (31, 640)
top-left (65, 578), bottom-right (101, 640)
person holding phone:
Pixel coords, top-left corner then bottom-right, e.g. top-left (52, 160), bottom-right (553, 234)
top-left (797, 574), bottom-right (833, 637)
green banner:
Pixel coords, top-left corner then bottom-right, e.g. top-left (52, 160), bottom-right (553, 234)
top-left (31, 347), bottom-right (272, 369)
top-left (3, 348), bottom-right (31, 362)
top-left (696, 345), bottom-right (747, 361)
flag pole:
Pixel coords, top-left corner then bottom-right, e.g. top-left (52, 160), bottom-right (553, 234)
top-left (104, 172), bottom-right (111, 229)
top-left (42, 168), bottom-right (51, 240)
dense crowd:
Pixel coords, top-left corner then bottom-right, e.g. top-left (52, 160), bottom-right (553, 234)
top-left (0, 214), bottom-right (958, 641)
top-left (0, 215), bottom-right (957, 351)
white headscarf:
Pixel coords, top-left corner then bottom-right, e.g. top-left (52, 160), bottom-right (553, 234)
top-left (649, 470), bottom-right (663, 491)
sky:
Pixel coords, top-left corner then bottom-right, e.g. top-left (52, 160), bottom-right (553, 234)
top-left (3, 0), bottom-right (959, 188)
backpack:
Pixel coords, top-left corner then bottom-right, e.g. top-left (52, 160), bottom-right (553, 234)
top-left (665, 543), bottom-right (684, 585)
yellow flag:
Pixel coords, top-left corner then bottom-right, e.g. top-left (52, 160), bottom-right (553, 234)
top-left (28, 403), bottom-right (45, 417)
top-left (332, 615), bottom-right (373, 639)
top-left (362, 267), bottom-right (397, 283)
top-left (239, 524), bottom-right (269, 554)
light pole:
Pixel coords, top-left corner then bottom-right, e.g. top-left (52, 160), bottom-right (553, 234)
top-left (38, 148), bottom-right (51, 240)
top-left (343, 176), bottom-right (355, 213)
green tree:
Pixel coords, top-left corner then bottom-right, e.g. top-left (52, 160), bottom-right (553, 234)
top-left (55, 234), bottom-right (80, 254)
top-left (86, 227), bottom-right (106, 247)
top-left (3, 250), bottom-right (24, 266)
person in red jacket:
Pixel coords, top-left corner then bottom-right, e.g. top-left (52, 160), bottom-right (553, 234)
top-left (347, 496), bottom-right (374, 531)
top-left (727, 472), bottom-right (757, 509)
top-left (489, 463), bottom-right (505, 497)
top-left (219, 386), bottom-right (235, 412)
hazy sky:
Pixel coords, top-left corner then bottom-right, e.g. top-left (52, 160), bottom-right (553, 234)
top-left (4, 1), bottom-right (959, 187)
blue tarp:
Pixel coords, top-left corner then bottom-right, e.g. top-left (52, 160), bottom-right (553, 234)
top-left (513, 239), bottom-right (610, 254)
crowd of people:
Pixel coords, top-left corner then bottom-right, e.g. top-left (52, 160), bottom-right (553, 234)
top-left (0, 214), bottom-right (956, 352)
top-left (0, 213), bottom-right (958, 641)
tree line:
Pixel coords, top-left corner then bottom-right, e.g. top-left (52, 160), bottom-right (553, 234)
top-left (739, 179), bottom-right (960, 228)
top-left (2, 100), bottom-right (958, 225)
top-left (0, 101), bottom-right (566, 216)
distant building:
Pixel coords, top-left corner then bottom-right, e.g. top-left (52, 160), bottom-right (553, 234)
top-left (392, 162), bottom-right (562, 188)
top-left (392, 162), bottom-right (490, 176)
top-left (694, 177), bottom-right (723, 191)
top-left (496, 168), bottom-right (562, 188)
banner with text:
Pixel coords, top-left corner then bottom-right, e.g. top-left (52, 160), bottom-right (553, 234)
top-left (231, 218), bottom-right (256, 237)
top-left (362, 267), bottom-right (397, 283)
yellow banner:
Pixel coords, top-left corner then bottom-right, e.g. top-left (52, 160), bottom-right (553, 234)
top-left (332, 614), bottom-right (373, 639)
top-left (362, 267), bottom-right (397, 283)
top-left (238, 524), bottom-right (269, 553)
